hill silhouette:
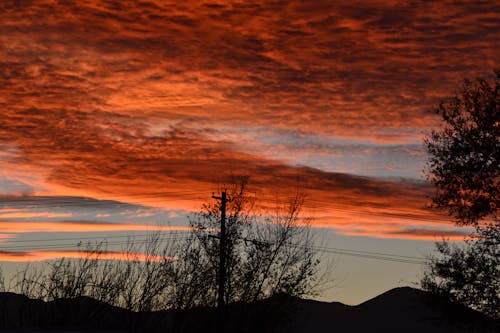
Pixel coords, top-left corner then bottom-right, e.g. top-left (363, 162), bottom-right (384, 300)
top-left (0, 287), bottom-right (497, 332)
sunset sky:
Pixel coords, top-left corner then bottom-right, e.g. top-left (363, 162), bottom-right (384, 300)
top-left (0, 0), bottom-right (498, 304)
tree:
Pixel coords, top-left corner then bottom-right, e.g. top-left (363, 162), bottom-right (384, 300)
top-left (421, 226), bottom-right (499, 318)
top-left (11, 238), bottom-right (175, 312)
top-left (424, 71), bottom-right (499, 226)
top-left (8, 179), bottom-right (325, 322)
top-left (422, 71), bottom-right (499, 318)
top-left (170, 180), bottom-right (322, 309)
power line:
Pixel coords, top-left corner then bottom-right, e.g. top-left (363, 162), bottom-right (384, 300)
top-left (0, 203), bottom-right (449, 228)
top-left (0, 231), bottom-right (427, 265)
top-left (0, 235), bottom-right (192, 252)
top-left (309, 246), bottom-right (426, 265)
top-left (311, 244), bottom-right (424, 260)
top-left (237, 237), bottom-right (427, 265)
top-left (0, 194), bottom-right (448, 225)
top-left (3, 231), bottom-right (192, 244)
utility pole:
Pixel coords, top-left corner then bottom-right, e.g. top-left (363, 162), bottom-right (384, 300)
top-left (212, 190), bottom-right (227, 333)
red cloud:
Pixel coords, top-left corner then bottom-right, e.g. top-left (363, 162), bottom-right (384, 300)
top-left (0, 250), bottom-right (173, 262)
top-left (1, 0), bottom-right (497, 139)
top-left (0, 221), bottom-right (194, 233)
top-left (1, 0), bottom-right (495, 240)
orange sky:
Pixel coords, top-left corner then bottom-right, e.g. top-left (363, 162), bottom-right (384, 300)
top-left (0, 0), bottom-right (497, 272)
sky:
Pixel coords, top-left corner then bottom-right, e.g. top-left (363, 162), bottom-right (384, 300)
top-left (0, 0), bottom-right (499, 304)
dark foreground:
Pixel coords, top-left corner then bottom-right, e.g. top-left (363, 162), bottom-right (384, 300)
top-left (0, 287), bottom-right (498, 333)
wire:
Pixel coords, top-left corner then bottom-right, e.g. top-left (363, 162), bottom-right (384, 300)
top-left (3, 231), bottom-right (192, 244)
top-left (237, 236), bottom-right (427, 265)
top-left (0, 231), bottom-right (427, 265)
top-left (0, 197), bottom-right (449, 227)
top-left (309, 246), bottom-right (426, 265)
top-left (0, 235), bottom-right (192, 251)
top-left (0, 190), bottom-right (435, 266)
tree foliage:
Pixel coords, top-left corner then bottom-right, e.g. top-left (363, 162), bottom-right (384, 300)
top-left (422, 225), bottom-right (499, 318)
top-left (424, 71), bottom-right (499, 226)
top-left (422, 71), bottom-right (499, 319)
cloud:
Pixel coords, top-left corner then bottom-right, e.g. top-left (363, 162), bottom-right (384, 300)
top-left (385, 228), bottom-right (470, 240)
top-left (0, 106), bottom-right (451, 239)
top-left (0, 0), bottom-right (496, 240)
top-left (0, 211), bottom-right (72, 219)
top-left (0, 234), bottom-right (14, 243)
top-left (330, 222), bottom-right (470, 241)
top-left (0, 221), bottom-right (193, 234)
top-left (0, 250), bottom-right (173, 262)
top-left (1, 0), bottom-right (498, 139)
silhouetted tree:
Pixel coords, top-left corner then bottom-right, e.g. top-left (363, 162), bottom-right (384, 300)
top-left (8, 180), bottom-right (326, 327)
top-left (422, 226), bottom-right (499, 318)
top-left (169, 180), bottom-right (323, 309)
top-left (0, 267), bottom-right (5, 292)
top-left (163, 180), bottom-right (325, 333)
top-left (422, 71), bottom-right (499, 318)
top-left (11, 238), bottom-right (175, 312)
top-left (425, 71), bottom-right (499, 226)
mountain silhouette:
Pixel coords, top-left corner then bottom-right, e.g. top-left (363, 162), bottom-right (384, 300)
top-left (0, 287), bottom-right (497, 332)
